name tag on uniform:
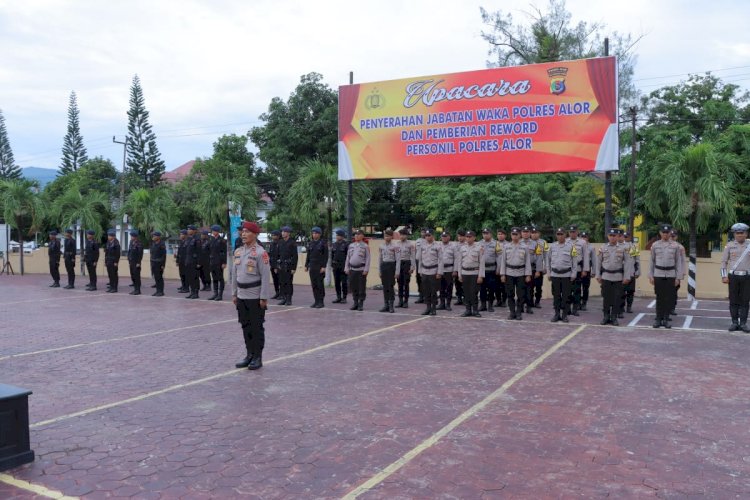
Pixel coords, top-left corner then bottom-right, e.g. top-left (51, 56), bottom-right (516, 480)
top-left (247, 261), bottom-right (254, 273)
top-left (234, 258), bottom-right (241, 266)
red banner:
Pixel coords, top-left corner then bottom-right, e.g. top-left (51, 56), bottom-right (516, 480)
top-left (338, 57), bottom-right (618, 180)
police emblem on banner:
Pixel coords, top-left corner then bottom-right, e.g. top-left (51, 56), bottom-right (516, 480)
top-left (365, 88), bottom-right (385, 109)
top-left (547, 67), bottom-right (568, 95)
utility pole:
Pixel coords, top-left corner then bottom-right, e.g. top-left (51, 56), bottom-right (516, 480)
top-left (603, 37), bottom-right (613, 239)
top-left (346, 71), bottom-right (354, 241)
top-left (628, 106), bottom-right (637, 238)
top-left (113, 136), bottom-right (129, 250)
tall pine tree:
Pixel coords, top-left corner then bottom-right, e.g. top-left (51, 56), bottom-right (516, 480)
top-left (126, 75), bottom-right (165, 187)
top-left (59, 91), bottom-right (88, 175)
top-left (0, 109), bottom-right (22, 180)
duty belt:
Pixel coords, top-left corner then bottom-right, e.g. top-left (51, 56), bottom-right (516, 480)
top-left (552, 267), bottom-right (572, 274)
top-left (506, 264), bottom-right (525, 269)
top-left (236, 280), bottom-right (261, 289)
top-left (422, 264), bottom-right (438, 270)
top-left (602, 267), bottom-right (624, 274)
top-left (655, 265), bottom-right (675, 270)
top-left (462, 267), bottom-right (478, 271)
top-left (400, 260), bottom-right (412, 263)
top-left (730, 271), bottom-right (748, 276)
top-left (484, 263), bottom-right (496, 268)
top-left (350, 266), bottom-right (365, 271)
top-left (443, 265), bottom-right (453, 270)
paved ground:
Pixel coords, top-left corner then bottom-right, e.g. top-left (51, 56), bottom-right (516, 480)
top-left (1, 274), bottom-right (749, 499)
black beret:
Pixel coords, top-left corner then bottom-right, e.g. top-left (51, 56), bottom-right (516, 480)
top-left (335, 229), bottom-right (345, 236)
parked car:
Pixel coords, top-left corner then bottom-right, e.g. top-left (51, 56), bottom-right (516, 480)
top-left (9, 241), bottom-right (37, 253)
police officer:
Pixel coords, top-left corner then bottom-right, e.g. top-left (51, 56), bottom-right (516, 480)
top-left (494, 229), bottom-right (507, 307)
top-left (670, 229), bottom-right (687, 316)
top-left (721, 223), bottom-right (750, 332)
top-left (269, 229), bottom-right (282, 300)
top-left (648, 224), bottom-right (683, 328)
top-left (199, 230), bottom-right (212, 291)
top-left (184, 225), bottom-right (201, 299)
top-left (417, 229), bottom-right (443, 316)
top-left (619, 231), bottom-right (640, 314)
top-left (479, 228), bottom-right (498, 312)
top-left (232, 221), bottom-right (271, 371)
top-left (531, 226), bottom-right (548, 308)
top-left (378, 229), bottom-right (400, 313)
top-left (84, 229), bottom-right (99, 291)
top-left (596, 228), bottom-right (633, 326)
top-left (500, 227), bottom-right (532, 320)
top-left (306, 226), bottom-right (328, 308)
top-left (176, 229), bottom-right (188, 293)
top-left (276, 226), bottom-right (298, 305)
top-left (104, 229), bottom-right (121, 293)
top-left (453, 230), bottom-right (467, 306)
top-left (566, 225), bottom-right (590, 316)
top-left (457, 230), bottom-right (485, 317)
top-left (61, 228), bottom-right (77, 289)
top-left (547, 227), bottom-right (577, 322)
top-left (520, 225), bottom-right (543, 314)
top-left (331, 229), bottom-right (349, 303)
top-left (207, 225), bottom-right (227, 301)
top-left (48, 230), bottom-right (62, 287)
top-left (438, 231), bottom-right (457, 311)
top-left (396, 229), bottom-right (416, 308)
top-left (414, 228), bottom-right (427, 304)
top-left (579, 231), bottom-right (595, 311)
top-left (127, 230), bottom-right (143, 295)
top-left (345, 229), bottom-right (370, 311)
top-left (150, 231), bottom-right (167, 297)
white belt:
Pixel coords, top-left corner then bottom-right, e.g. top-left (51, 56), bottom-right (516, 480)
top-left (731, 271), bottom-right (748, 276)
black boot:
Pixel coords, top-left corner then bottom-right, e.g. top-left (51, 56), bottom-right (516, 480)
top-left (132, 287), bottom-right (141, 296)
top-left (729, 305), bottom-right (740, 331)
top-left (235, 355), bottom-right (252, 368)
top-left (248, 353), bottom-right (263, 370)
top-left (525, 304), bottom-right (533, 314)
top-left (579, 301), bottom-right (587, 311)
top-left (415, 296), bottom-right (424, 304)
top-left (201, 283), bottom-right (211, 292)
top-left (507, 304), bottom-right (516, 320)
top-left (357, 300), bottom-right (364, 311)
top-left (341, 294), bottom-right (347, 304)
top-left (402, 297), bottom-right (408, 309)
top-left (663, 316), bottom-right (671, 329)
top-left (437, 299), bottom-right (446, 310)
top-left (551, 311), bottom-right (560, 322)
top-left (740, 307), bottom-right (750, 333)
top-left (332, 295), bottom-right (343, 304)
top-left (472, 305), bottom-right (481, 317)
top-left (487, 301), bottom-right (494, 313)
top-left (285, 296), bottom-right (292, 306)
top-left (445, 299), bottom-right (452, 311)
top-left (214, 284), bottom-right (224, 301)
top-left (388, 300), bottom-right (395, 313)
top-left (561, 310), bottom-right (569, 323)
top-left (397, 297), bottom-right (404, 308)
top-left (379, 301), bottom-right (390, 313)
top-left (571, 304), bottom-right (579, 316)
top-left (461, 305), bottom-right (472, 317)
top-left (350, 300), bottom-right (359, 311)
top-left (515, 305), bottom-right (523, 320)
top-left (601, 311), bottom-right (610, 325)
top-left (208, 283), bottom-right (218, 301)
top-left (421, 303), bottom-right (431, 315)
top-left (653, 317), bottom-right (662, 328)
top-left (479, 301), bottom-right (487, 312)
top-left (611, 315), bottom-right (619, 326)
top-left (429, 303), bottom-right (437, 316)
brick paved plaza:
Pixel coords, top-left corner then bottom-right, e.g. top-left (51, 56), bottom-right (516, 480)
top-left (1, 275), bottom-right (750, 499)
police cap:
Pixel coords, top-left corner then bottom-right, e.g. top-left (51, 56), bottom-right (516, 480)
top-left (555, 227), bottom-right (566, 234)
top-left (659, 224), bottom-right (672, 233)
top-left (457, 229), bottom-right (466, 236)
top-left (497, 228), bottom-right (506, 235)
top-left (623, 231), bottom-right (631, 237)
top-left (187, 224), bottom-right (197, 231)
top-left (568, 224), bottom-right (578, 231)
top-left (242, 221), bottom-right (261, 234)
top-left (531, 226), bottom-right (539, 233)
top-left (64, 228), bottom-right (73, 234)
top-left (510, 227), bottom-right (521, 234)
top-left (130, 230), bottom-right (139, 237)
top-left (210, 224), bottom-right (221, 232)
top-left (281, 225), bottom-right (292, 233)
top-left (107, 229), bottom-right (116, 236)
top-left (521, 225), bottom-right (531, 232)
top-left (580, 231), bottom-right (589, 238)
top-left (384, 229), bottom-right (394, 236)
top-left (441, 231), bottom-right (450, 237)
top-left (272, 229), bottom-right (282, 236)
top-left (424, 229), bottom-right (434, 236)
top-left (354, 228), bottom-right (365, 235)
top-left (731, 222), bottom-right (749, 233)
top-left (49, 230), bottom-right (58, 236)
top-left (86, 229), bottom-right (95, 235)
top-left (465, 230), bottom-right (476, 237)
top-left (608, 228), bottom-right (619, 236)
top-left (152, 231), bottom-right (162, 237)
top-left (200, 229), bottom-right (209, 235)
top-left (179, 229), bottom-right (187, 235)
top-left (311, 226), bottom-right (322, 234)
top-left (482, 228), bottom-right (491, 233)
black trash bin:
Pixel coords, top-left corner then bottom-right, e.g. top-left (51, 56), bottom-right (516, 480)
top-left (0, 384), bottom-right (34, 471)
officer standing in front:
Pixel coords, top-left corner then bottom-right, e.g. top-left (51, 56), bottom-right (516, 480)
top-left (438, 231), bottom-right (457, 311)
top-left (500, 227), bottom-right (532, 320)
top-left (276, 226), bottom-right (298, 305)
top-left (396, 229), bottom-right (416, 308)
top-left (331, 229), bottom-right (349, 304)
top-left (520, 225), bottom-right (543, 314)
top-left (207, 225), bottom-right (227, 301)
top-left (176, 229), bottom-right (188, 293)
top-left (457, 230), bottom-right (485, 317)
top-left (48, 230), bottom-right (62, 287)
top-left (306, 226), bottom-right (328, 308)
top-left (127, 230), bottom-right (143, 295)
top-left (566, 225), bottom-right (590, 316)
top-left (479, 228), bottom-right (498, 312)
top-left (417, 229), bottom-right (444, 316)
top-left (150, 231), bottom-right (167, 297)
top-left (547, 227), bottom-right (577, 322)
top-left (596, 228), bottom-right (633, 326)
top-left (649, 224), bottom-right (683, 328)
top-left (62, 228), bottom-right (76, 289)
top-left (104, 229), bottom-right (121, 293)
top-left (232, 221), bottom-right (270, 371)
top-left (721, 223), bottom-right (750, 332)
top-left (269, 229), bottom-right (282, 300)
top-left (345, 229), bottom-right (370, 311)
top-left (184, 225), bottom-right (201, 299)
top-left (84, 229), bottom-right (99, 291)
top-left (378, 229), bottom-right (400, 313)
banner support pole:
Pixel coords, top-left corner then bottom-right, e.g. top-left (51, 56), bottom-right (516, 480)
top-left (603, 38), bottom-right (613, 238)
top-left (347, 71), bottom-right (354, 240)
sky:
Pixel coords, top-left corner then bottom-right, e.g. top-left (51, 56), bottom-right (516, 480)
top-left (1, 0), bottom-right (748, 172)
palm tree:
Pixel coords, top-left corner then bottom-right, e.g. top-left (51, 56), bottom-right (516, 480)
top-left (121, 187), bottom-right (179, 238)
top-left (51, 183), bottom-right (109, 272)
top-left (192, 159), bottom-right (258, 227)
top-left (644, 142), bottom-right (738, 299)
top-left (0, 179), bottom-right (45, 275)
top-left (287, 159), bottom-right (369, 240)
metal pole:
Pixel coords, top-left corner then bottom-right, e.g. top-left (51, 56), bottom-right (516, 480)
top-left (347, 71), bottom-right (354, 240)
top-left (603, 38), bottom-right (613, 238)
top-left (628, 106), bottom-right (637, 237)
top-left (113, 136), bottom-right (129, 250)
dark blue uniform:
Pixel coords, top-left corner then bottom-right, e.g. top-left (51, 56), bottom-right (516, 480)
top-left (208, 235), bottom-right (227, 300)
top-left (128, 237), bottom-right (144, 294)
top-left (306, 236), bottom-right (329, 307)
top-left (105, 237), bottom-right (121, 292)
top-left (48, 237), bottom-right (61, 286)
top-left (84, 236), bottom-right (100, 290)
top-left (150, 239), bottom-right (167, 295)
top-left (331, 239), bottom-right (349, 302)
top-left (63, 235), bottom-right (76, 288)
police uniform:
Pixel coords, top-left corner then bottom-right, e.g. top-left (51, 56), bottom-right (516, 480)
top-left (521, 227), bottom-right (544, 314)
top-left (276, 226), bottom-right (298, 305)
top-left (479, 229), bottom-right (498, 312)
top-left (546, 229), bottom-right (578, 322)
top-left (500, 229), bottom-right (532, 320)
top-left (268, 230), bottom-right (281, 299)
top-left (414, 233), bottom-right (426, 303)
top-left (84, 230), bottom-right (100, 291)
top-left (721, 223), bottom-right (750, 332)
top-left (62, 229), bottom-right (76, 289)
top-left (183, 226), bottom-right (201, 299)
top-left (199, 231), bottom-right (212, 291)
top-left (493, 230), bottom-right (508, 307)
top-left (48, 231), bottom-right (61, 287)
top-left (396, 233), bottom-right (416, 308)
top-left (127, 231), bottom-right (143, 295)
top-left (206, 226), bottom-right (227, 301)
top-left (596, 229), bottom-right (633, 325)
top-left (649, 224), bottom-right (684, 328)
top-left (438, 233), bottom-right (457, 311)
top-left (345, 230), bottom-right (370, 311)
top-left (579, 232), bottom-right (595, 310)
top-left (378, 230), bottom-right (400, 313)
top-left (670, 230), bottom-right (687, 315)
top-left (331, 230), bottom-right (349, 303)
top-left (453, 230), bottom-right (467, 305)
top-left (566, 226), bottom-right (590, 315)
top-left (417, 230), bottom-right (444, 316)
top-left (104, 230), bottom-right (121, 293)
top-left (619, 232), bottom-right (640, 314)
top-left (306, 227), bottom-right (329, 308)
top-left (150, 231), bottom-right (167, 296)
top-left (457, 231), bottom-right (485, 317)
top-left (176, 230), bottom-right (188, 292)
top-left (531, 229), bottom-right (548, 307)
top-left (232, 221), bottom-right (271, 370)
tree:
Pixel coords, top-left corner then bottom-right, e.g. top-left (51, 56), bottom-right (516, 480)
top-left (286, 160), bottom-right (369, 240)
top-left (644, 142), bottom-right (739, 298)
top-left (121, 187), bottom-right (179, 239)
top-left (212, 134), bottom-right (256, 175)
top-left (126, 75), bottom-right (165, 188)
top-left (249, 72), bottom-right (338, 210)
top-left (51, 182), bottom-right (108, 268)
top-left (0, 178), bottom-right (44, 274)
top-left (0, 109), bottom-right (21, 180)
top-left (480, 0), bottom-right (640, 105)
top-left (59, 91), bottom-right (88, 175)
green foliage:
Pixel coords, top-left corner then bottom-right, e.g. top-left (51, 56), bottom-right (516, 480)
top-left (249, 72), bottom-right (338, 210)
top-left (0, 109), bottom-right (21, 180)
top-left (0, 178), bottom-right (44, 236)
top-left (212, 134), bottom-right (255, 175)
top-left (126, 75), bottom-right (165, 188)
top-left (59, 91), bottom-right (88, 175)
top-left (44, 156), bottom-right (119, 202)
top-left (121, 187), bottom-right (179, 238)
top-left (50, 182), bottom-right (108, 237)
